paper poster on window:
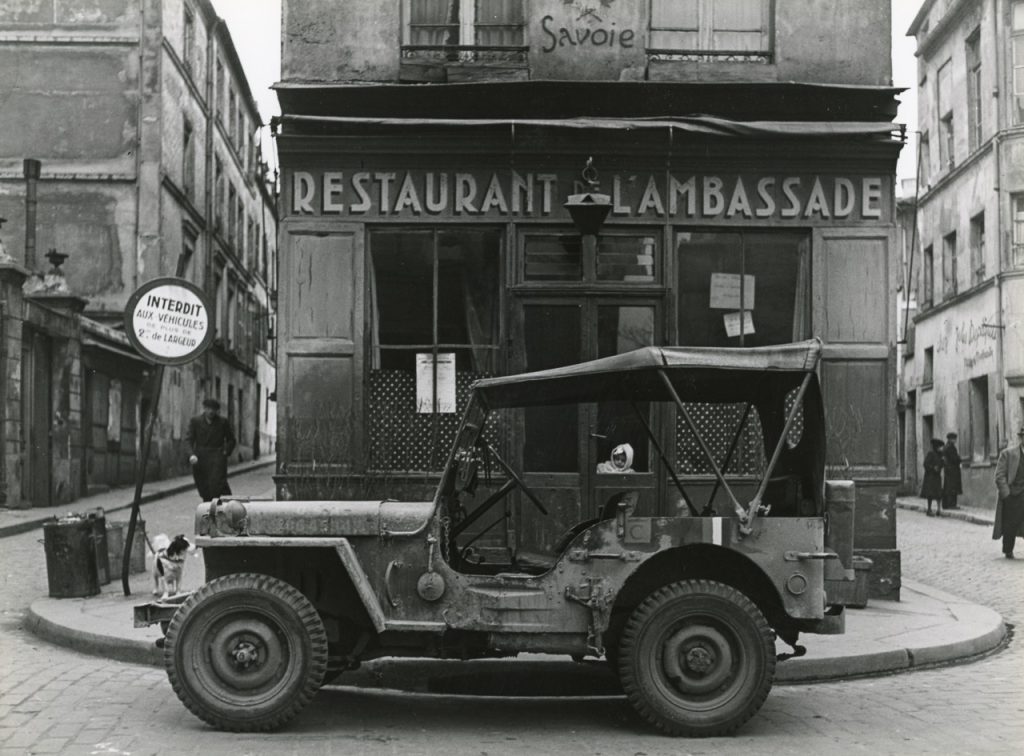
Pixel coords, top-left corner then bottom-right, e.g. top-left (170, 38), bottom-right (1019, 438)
top-left (709, 273), bottom-right (756, 310)
top-left (723, 311), bottom-right (756, 338)
top-left (416, 352), bottom-right (456, 413)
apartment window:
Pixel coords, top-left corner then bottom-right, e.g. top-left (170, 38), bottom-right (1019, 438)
top-left (404, 0), bottom-right (525, 50)
top-left (942, 231), bottom-right (957, 298)
top-left (183, 3), bottom-right (195, 74)
top-left (969, 376), bottom-right (990, 461)
top-left (1014, 1), bottom-right (1024, 124)
top-left (1013, 193), bottom-right (1024, 267)
top-left (182, 228), bottom-right (197, 281)
top-left (227, 184), bottom-right (236, 246)
top-left (923, 347), bottom-right (934, 386)
top-left (227, 284), bottom-right (237, 349)
top-left (922, 413), bottom-right (934, 448)
top-left (649, 0), bottom-right (772, 60)
top-left (246, 217), bottom-right (255, 267)
top-left (966, 30), bottom-right (982, 152)
top-left (918, 132), bottom-right (931, 187)
top-left (182, 117), bottom-right (195, 200)
top-left (227, 88), bottom-right (236, 138)
top-left (937, 59), bottom-right (954, 169)
top-left (215, 59), bottom-right (225, 118)
top-left (970, 212), bottom-right (985, 285)
top-left (236, 198), bottom-right (244, 255)
top-left (214, 157), bottom-right (224, 233)
top-left (922, 244), bottom-right (934, 307)
top-left (214, 268), bottom-right (225, 338)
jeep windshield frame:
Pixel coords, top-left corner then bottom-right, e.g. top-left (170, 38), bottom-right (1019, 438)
top-left (439, 339), bottom-right (826, 531)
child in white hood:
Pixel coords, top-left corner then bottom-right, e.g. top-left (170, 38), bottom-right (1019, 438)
top-left (597, 443), bottom-right (635, 473)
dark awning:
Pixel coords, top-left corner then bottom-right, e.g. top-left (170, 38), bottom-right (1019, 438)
top-left (275, 80), bottom-right (903, 123)
top-left (277, 113), bottom-right (901, 141)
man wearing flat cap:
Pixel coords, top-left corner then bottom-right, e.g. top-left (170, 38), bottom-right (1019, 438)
top-left (186, 398), bottom-right (236, 501)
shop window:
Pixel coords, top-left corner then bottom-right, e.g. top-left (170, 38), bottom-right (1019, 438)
top-left (937, 59), bottom-right (954, 170)
top-left (969, 376), bottom-right (989, 461)
top-left (970, 212), bottom-right (985, 285)
top-left (403, 0), bottom-right (525, 58)
top-left (942, 231), bottom-right (957, 298)
top-left (923, 346), bottom-right (934, 386)
top-left (1014, 1), bottom-right (1024, 124)
top-left (649, 0), bottom-right (773, 62)
top-left (676, 230), bottom-right (809, 347)
top-left (966, 30), bottom-right (982, 152)
top-left (922, 244), bottom-right (934, 307)
top-left (369, 228), bottom-right (501, 472)
top-left (1012, 193), bottom-right (1024, 267)
top-left (523, 233), bottom-right (659, 284)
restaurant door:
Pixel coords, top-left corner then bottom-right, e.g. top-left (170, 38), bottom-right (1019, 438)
top-left (513, 297), bottom-right (663, 554)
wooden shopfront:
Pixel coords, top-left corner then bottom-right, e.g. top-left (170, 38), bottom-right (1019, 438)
top-left (273, 118), bottom-right (902, 569)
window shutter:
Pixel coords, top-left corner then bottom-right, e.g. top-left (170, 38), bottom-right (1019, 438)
top-left (957, 379), bottom-right (971, 461)
top-left (988, 372), bottom-right (1000, 455)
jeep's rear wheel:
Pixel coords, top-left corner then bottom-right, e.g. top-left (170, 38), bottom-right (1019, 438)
top-left (164, 573), bottom-right (327, 732)
top-left (617, 579), bottom-right (775, 737)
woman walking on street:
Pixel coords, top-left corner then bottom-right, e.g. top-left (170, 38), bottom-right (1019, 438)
top-left (921, 438), bottom-right (945, 516)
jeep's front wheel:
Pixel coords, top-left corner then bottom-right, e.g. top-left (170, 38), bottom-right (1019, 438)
top-left (164, 573), bottom-right (327, 731)
top-left (617, 579), bottom-right (775, 737)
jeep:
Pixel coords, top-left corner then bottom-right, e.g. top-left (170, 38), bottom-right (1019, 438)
top-left (137, 339), bottom-right (854, 736)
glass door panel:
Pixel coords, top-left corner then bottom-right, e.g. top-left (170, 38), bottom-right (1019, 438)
top-left (518, 304), bottom-right (584, 555)
top-left (593, 305), bottom-right (659, 517)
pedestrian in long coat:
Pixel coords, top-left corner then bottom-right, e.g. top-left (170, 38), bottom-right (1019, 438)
top-left (942, 432), bottom-right (963, 510)
top-left (993, 426), bottom-right (1024, 559)
top-left (186, 398), bottom-right (237, 502)
top-left (920, 438), bottom-right (945, 516)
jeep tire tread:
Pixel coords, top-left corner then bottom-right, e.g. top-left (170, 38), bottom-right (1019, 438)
top-left (617, 579), bottom-right (775, 737)
top-left (164, 573), bottom-right (328, 732)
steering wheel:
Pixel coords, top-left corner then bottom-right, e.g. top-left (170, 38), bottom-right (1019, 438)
top-left (480, 441), bottom-right (548, 515)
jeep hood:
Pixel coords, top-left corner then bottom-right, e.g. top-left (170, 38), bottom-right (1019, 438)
top-left (196, 499), bottom-right (434, 538)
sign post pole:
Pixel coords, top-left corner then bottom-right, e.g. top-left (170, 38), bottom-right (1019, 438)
top-left (120, 274), bottom-right (213, 596)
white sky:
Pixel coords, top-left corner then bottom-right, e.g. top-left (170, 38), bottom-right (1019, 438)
top-left (211, 0), bottom-right (921, 183)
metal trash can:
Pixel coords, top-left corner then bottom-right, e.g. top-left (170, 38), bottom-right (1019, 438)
top-left (42, 516), bottom-right (100, 598)
top-left (87, 508), bottom-right (110, 585)
top-left (107, 519), bottom-right (147, 574)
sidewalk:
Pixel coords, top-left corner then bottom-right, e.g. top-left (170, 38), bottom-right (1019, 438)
top-left (895, 494), bottom-right (996, 527)
top-left (24, 576), bottom-right (1006, 687)
top-left (0, 458), bottom-right (274, 538)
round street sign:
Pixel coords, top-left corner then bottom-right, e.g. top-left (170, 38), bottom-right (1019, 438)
top-left (124, 277), bottom-right (214, 365)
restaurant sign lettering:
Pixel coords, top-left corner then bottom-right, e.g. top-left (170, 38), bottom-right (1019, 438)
top-left (289, 169), bottom-right (890, 223)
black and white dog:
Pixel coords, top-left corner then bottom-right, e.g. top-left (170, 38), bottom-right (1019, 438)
top-left (151, 533), bottom-right (192, 598)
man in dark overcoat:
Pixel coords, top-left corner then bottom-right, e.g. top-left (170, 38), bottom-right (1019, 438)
top-left (942, 432), bottom-right (963, 510)
top-left (994, 426), bottom-right (1024, 559)
top-left (186, 398), bottom-right (237, 501)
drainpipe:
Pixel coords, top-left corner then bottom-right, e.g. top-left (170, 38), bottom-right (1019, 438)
top-left (23, 159), bottom-right (41, 272)
top-left (992, 0), bottom-right (1006, 449)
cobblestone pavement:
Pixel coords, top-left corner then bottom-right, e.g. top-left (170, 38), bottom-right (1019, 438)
top-left (0, 477), bottom-right (1022, 755)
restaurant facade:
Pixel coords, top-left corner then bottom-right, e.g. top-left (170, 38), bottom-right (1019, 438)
top-left (274, 0), bottom-right (904, 597)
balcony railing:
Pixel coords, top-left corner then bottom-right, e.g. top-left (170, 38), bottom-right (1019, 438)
top-left (401, 44), bottom-right (528, 64)
top-left (646, 48), bottom-right (772, 63)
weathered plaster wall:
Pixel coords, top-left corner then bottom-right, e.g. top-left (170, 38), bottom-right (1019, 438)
top-left (0, 183), bottom-right (134, 308)
top-left (281, 0), bottom-right (891, 85)
top-left (283, 0), bottom-right (399, 82)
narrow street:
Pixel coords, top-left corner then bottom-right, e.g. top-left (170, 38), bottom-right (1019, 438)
top-left (0, 469), bottom-right (1021, 754)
